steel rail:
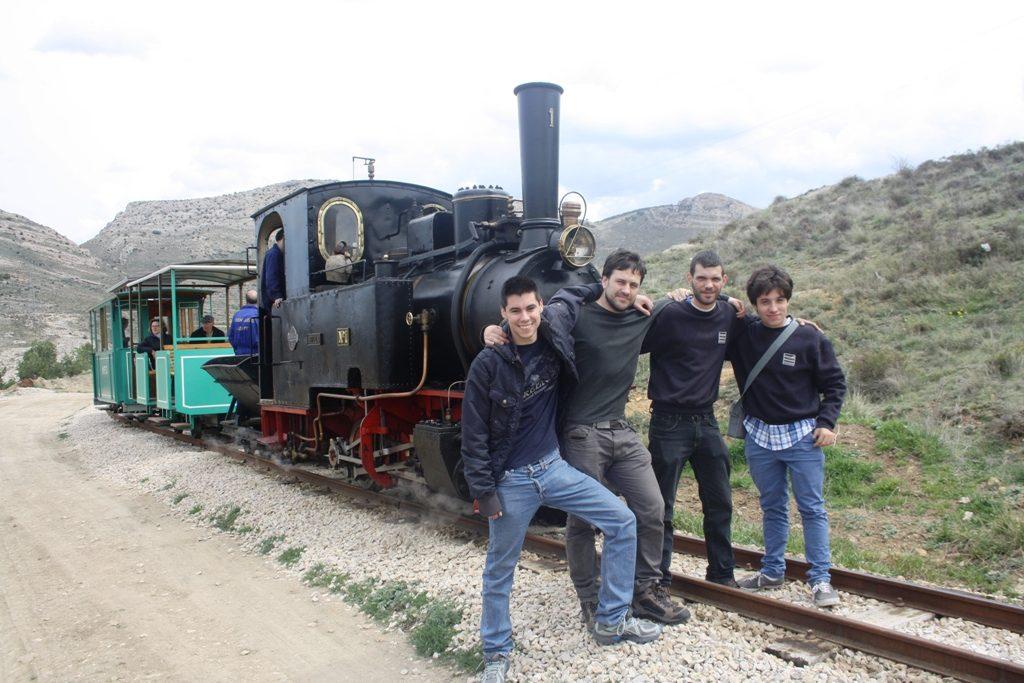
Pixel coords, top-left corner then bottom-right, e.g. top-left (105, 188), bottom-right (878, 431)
top-left (674, 534), bottom-right (1024, 635)
top-left (112, 414), bottom-right (1024, 682)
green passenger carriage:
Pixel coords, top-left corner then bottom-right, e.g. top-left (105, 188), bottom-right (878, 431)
top-left (89, 261), bottom-right (257, 433)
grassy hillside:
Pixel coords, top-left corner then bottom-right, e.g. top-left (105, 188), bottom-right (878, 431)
top-left (645, 142), bottom-right (1024, 457)
top-left (635, 142), bottom-right (1024, 595)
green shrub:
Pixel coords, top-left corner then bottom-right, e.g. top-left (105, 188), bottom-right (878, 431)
top-left (17, 341), bottom-right (61, 380)
top-left (59, 343), bottom-right (93, 376)
top-left (15, 341), bottom-right (93, 380)
top-left (849, 349), bottom-right (902, 400)
top-left (0, 367), bottom-right (14, 390)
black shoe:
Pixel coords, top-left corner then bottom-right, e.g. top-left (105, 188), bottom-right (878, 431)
top-left (632, 584), bottom-right (690, 625)
top-left (708, 577), bottom-right (739, 588)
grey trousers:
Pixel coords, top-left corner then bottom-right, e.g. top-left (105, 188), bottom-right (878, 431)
top-left (562, 423), bottom-right (665, 602)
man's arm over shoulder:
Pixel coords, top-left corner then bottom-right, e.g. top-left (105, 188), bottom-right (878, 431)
top-left (641, 299), bottom-right (683, 354)
top-left (460, 354), bottom-right (500, 516)
top-left (813, 332), bottom-right (846, 430)
top-left (545, 282), bottom-right (603, 329)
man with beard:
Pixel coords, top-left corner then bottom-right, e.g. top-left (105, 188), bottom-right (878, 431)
top-left (484, 250), bottom-right (742, 625)
top-left (643, 250), bottom-right (749, 588)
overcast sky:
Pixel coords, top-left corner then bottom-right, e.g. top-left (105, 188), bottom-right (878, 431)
top-left (1, 1), bottom-right (1022, 244)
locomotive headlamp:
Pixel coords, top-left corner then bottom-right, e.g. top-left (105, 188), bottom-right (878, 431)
top-left (557, 224), bottom-right (596, 268)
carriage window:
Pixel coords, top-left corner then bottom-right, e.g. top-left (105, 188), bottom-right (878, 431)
top-left (317, 198), bottom-right (364, 262)
top-left (98, 306), bottom-right (111, 352)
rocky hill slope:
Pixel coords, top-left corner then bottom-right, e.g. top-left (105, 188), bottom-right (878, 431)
top-left (82, 180), bottom-right (334, 273)
top-left (0, 210), bottom-right (109, 379)
top-left (590, 192), bottom-right (756, 260)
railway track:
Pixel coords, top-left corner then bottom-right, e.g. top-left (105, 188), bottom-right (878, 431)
top-left (112, 412), bottom-right (1024, 682)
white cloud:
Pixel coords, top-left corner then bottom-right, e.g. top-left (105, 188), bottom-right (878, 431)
top-left (0, 0), bottom-right (1022, 242)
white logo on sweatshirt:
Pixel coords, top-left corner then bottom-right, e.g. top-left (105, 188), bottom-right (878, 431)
top-left (782, 352), bottom-right (796, 367)
top-left (718, 331), bottom-right (727, 344)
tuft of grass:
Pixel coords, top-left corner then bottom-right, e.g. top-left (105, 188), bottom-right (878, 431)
top-left (277, 546), bottom-right (305, 567)
top-left (874, 420), bottom-right (947, 466)
top-left (236, 524), bottom-right (255, 535)
top-left (160, 479), bottom-right (177, 491)
top-left (823, 445), bottom-right (881, 507)
top-left (451, 646), bottom-right (484, 673)
top-left (303, 563), bottom-right (351, 594)
top-left (410, 600), bottom-right (463, 659)
top-left (139, 477), bottom-right (149, 483)
top-left (362, 581), bottom-right (429, 625)
top-left (211, 504), bottom-right (242, 531)
top-left (172, 492), bottom-right (189, 505)
top-left (258, 534), bottom-right (285, 555)
top-left (57, 431), bottom-right (68, 440)
top-left (188, 504), bottom-right (203, 515)
top-left (344, 577), bottom-right (379, 605)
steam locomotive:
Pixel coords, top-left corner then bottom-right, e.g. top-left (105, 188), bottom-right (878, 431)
top-left (231, 82), bottom-right (600, 499)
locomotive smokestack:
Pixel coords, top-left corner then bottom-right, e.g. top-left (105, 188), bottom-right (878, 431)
top-left (514, 82), bottom-right (563, 250)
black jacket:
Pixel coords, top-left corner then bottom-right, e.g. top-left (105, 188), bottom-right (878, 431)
top-left (460, 288), bottom-right (587, 516)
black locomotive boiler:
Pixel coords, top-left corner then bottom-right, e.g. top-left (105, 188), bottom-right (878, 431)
top-left (239, 83), bottom-right (599, 498)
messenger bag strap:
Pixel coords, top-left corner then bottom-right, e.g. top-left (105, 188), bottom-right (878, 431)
top-left (739, 319), bottom-right (798, 400)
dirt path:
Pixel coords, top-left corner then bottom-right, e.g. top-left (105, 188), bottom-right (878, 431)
top-left (0, 391), bottom-right (453, 682)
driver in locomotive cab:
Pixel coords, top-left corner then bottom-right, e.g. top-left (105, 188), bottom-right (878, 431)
top-left (462, 275), bottom-right (662, 683)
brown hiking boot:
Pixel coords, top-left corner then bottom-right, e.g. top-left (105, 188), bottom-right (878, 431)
top-left (631, 584), bottom-right (690, 625)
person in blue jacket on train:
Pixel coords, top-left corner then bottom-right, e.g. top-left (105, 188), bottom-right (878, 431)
top-left (228, 289), bottom-right (260, 356)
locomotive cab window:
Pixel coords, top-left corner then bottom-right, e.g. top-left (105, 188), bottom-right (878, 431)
top-left (317, 198), bottom-right (364, 263)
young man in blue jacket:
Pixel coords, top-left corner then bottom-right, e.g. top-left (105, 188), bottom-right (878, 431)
top-left (462, 276), bottom-right (661, 683)
top-left (729, 265), bottom-right (846, 608)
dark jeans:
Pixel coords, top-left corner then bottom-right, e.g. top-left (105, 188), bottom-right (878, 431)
top-left (563, 423), bottom-right (664, 601)
top-left (648, 411), bottom-right (735, 583)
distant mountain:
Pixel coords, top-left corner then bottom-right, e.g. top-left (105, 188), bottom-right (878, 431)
top-left (590, 192), bottom-right (757, 260)
top-left (82, 180), bottom-right (335, 274)
top-left (0, 210), bottom-right (109, 380)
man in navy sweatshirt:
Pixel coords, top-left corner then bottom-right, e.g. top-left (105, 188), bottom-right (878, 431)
top-left (729, 265), bottom-right (846, 608)
top-left (642, 250), bottom-right (750, 588)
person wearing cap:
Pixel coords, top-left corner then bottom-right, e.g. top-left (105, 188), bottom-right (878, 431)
top-left (190, 314), bottom-right (225, 342)
top-left (325, 240), bottom-right (353, 284)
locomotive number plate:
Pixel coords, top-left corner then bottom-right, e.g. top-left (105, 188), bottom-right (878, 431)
top-left (307, 333), bottom-right (323, 346)
top-left (336, 328), bottom-right (351, 346)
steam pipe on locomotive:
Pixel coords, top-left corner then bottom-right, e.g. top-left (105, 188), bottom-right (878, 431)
top-left (243, 82), bottom-right (600, 498)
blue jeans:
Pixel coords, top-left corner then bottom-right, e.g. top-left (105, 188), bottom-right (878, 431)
top-left (745, 432), bottom-right (831, 585)
top-left (481, 451), bottom-right (637, 658)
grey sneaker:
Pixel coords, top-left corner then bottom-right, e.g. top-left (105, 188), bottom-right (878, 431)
top-left (811, 582), bottom-right (840, 608)
top-left (593, 615), bottom-right (663, 646)
top-left (736, 571), bottom-right (785, 591)
top-left (580, 600), bottom-right (598, 629)
top-left (480, 655), bottom-right (510, 683)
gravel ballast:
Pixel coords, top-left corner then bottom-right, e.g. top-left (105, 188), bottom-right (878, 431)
top-left (69, 407), bottom-right (1015, 681)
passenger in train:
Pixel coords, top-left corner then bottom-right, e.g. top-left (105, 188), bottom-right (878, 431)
top-left (325, 240), bottom-right (353, 284)
top-left (228, 289), bottom-right (260, 356)
top-left (137, 318), bottom-right (171, 367)
top-left (464, 275), bottom-right (661, 683)
top-left (260, 229), bottom-right (286, 309)
top-left (190, 315), bottom-right (225, 342)
top-left (728, 265), bottom-right (846, 608)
